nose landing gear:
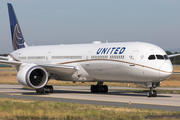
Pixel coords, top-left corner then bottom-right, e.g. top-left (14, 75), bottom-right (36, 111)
top-left (147, 87), bottom-right (157, 97)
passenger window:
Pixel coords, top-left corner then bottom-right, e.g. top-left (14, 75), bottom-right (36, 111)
top-left (156, 55), bottom-right (164, 60)
top-left (164, 55), bottom-right (169, 60)
top-left (148, 55), bottom-right (155, 60)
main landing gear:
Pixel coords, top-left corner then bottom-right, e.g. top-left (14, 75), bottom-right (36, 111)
top-left (36, 85), bottom-right (53, 94)
top-left (91, 82), bottom-right (108, 93)
top-left (147, 87), bottom-right (157, 97)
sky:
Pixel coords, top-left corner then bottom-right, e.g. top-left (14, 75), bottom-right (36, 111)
top-left (0, 0), bottom-right (180, 53)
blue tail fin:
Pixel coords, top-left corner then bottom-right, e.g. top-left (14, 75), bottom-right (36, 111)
top-left (7, 3), bottom-right (27, 51)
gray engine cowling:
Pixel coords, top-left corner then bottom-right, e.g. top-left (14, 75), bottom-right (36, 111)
top-left (17, 64), bottom-right (48, 89)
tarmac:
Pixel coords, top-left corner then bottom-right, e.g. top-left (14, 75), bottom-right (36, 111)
top-left (0, 85), bottom-right (180, 111)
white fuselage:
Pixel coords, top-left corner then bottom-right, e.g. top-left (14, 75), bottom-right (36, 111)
top-left (10, 42), bottom-right (173, 84)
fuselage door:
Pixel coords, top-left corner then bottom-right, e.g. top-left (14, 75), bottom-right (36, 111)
top-left (46, 52), bottom-right (51, 63)
top-left (85, 51), bottom-right (91, 67)
top-left (86, 51), bottom-right (91, 60)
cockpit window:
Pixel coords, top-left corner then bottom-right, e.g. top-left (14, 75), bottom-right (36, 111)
top-left (148, 54), bottom-right (168, 60)
top-left (164, 55), bottom-right (169, 60)
top-left (156, 55), bottom-right (164, 60)
top-left (148, 55), bottom-right (155, 60)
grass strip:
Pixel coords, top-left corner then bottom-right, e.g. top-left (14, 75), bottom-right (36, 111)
top-left (0, 97), bottom-right (180, 120)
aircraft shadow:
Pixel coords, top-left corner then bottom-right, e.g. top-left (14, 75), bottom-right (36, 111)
top-left (20, 89), bottom-right (172, 98)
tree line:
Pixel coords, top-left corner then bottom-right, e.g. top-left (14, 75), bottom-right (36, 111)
top-left (0, 54), bottom-right (8, 56)
top-left (166, 51), bottom-right (180, 65)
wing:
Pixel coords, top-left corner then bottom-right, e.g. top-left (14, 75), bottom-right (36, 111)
top-left (37, 63), bottom-right (77, 75)
top-left (0, 60), bottom-right (76, 75)
top-left (168, 53), bottom-right (180, 58)
top-left (0, 60), bottom-right (22, 66)
top-left (0, 56), bottom-right (9, 61)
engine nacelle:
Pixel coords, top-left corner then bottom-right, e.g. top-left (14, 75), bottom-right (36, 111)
top-left (17, 64), bottom-right (48, 89)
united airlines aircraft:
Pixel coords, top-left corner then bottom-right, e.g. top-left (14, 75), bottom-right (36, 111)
top-left (0, 3), bottom-right (179, 97)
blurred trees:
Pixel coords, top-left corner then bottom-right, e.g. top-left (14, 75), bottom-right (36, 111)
top-left (166, 51), bottom-right (180, 65)
top-left (0, 54), bottom-right (8, 56)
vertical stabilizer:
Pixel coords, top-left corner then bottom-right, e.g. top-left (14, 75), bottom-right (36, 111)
top-left (7, 3), bottom-right (27, 51)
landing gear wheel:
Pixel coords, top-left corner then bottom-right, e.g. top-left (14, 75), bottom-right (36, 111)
top-left (91, 83), bottom-right (108, 93)
top-left (104, 85), bottom-right (108, 93)
top-left (36, 87), bottom-right (45, 94)
top-left (152, 90), bottom-right (157, 97)
top-left (101, 85), bottom-right (108, 93)
top-left (147, 91), bottom-right (152, 97)
top-left (91, 85), bottom-right (95, 93)
top-left (45, 85), bottom-right (54, 93)
top-left (90, 85), bottom-right (100, 93)
top-left (36, 85), bottom-right (54, 94)
top-left (49, 85), bottom-right (53, 93)
top-left (147, 87), bottom-right (157, 97)
top-left (95, 85), bottom-right (100, 93)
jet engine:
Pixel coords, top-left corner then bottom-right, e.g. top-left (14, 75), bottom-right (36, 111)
top-left (17, 64), bottom-right (48, 89)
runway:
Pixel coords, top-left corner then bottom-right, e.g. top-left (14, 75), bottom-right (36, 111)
top-left (0, 85), bottom-right (180, 111)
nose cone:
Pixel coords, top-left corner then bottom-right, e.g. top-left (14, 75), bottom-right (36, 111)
top-left (159, 62), bottom-right (173, 79)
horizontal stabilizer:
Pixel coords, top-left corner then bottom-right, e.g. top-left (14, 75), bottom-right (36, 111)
top-left (0, 56), bottom-right (9, 61)
top-left (0, 60), bottom-right (22, 66)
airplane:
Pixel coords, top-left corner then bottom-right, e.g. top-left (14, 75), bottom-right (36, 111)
top-left (0, 3), bottom-right (179, 97)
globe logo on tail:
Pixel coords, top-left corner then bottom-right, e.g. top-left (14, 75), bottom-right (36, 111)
top-left (13, 24), bottom-right (25, 51)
